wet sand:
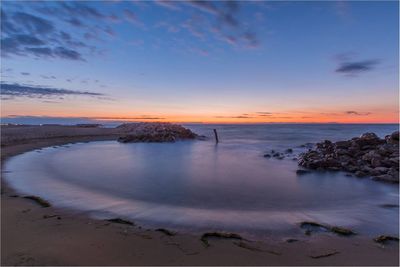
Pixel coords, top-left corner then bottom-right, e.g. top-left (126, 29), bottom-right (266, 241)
top-left (1, 125), bottom-right (399, 266)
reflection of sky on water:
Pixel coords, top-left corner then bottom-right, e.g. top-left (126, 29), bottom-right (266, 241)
top-left (4, 124), bottom-right (399, 240)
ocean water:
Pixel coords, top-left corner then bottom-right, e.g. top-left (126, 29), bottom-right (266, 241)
top-left (4, 124), bottom-right (399, 240)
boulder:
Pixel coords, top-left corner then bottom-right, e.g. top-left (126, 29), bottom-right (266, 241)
top-left (117, 123), bottom-right (198, 143)
top-left (298, 132), bottom-right (399, 183)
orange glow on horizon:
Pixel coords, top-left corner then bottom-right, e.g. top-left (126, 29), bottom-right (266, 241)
top-left (3, 111), bottom-right (398, 124)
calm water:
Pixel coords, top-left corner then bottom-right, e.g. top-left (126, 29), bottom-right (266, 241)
top-left (4, 124), bottom-right (399, 240)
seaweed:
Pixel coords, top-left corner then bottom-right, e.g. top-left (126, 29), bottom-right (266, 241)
top-left (23, 195), bottom-right (51, 207)
top-left (379, 204), bottom-right (399, 208)
top-left (310, 251), bottom-right (340, 259)
top-left (374, 235), bottom-right (399, 244)
top-left (155, 228), bottom-right (176, 236)
top-left (330, 226), bottom-right (356, 236)
top-left (106, 218), bottom-right (134, 225)
top-left (300, 221), bottom-right (356, 236)
top-left (234, 241), bottom-right (263, 252)
top-left (200, 232), bottom-right (243, 247)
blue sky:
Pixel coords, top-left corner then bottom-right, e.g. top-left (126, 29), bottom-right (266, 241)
top-left (1, 1), bottom-right (399, 123)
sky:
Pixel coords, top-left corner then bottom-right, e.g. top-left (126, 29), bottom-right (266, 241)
top-left (1, 0), bottom-right (399, 124)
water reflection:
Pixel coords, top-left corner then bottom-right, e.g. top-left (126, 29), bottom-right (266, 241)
top-left (4, 124), bottom-right (399, 239)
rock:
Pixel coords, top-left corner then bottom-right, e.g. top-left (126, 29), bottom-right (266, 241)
top-left (335, 140), bottom-right (351, 149)
top-left (298, 132), bottom-right (399, 183)
top-left (263, 154), bottom-right (271, 158)
top-left (117, 123), bottom-right (198, 143)
top-left (285, 148), bottom-right (293, 153)
top-left (385, 131), bottom-right (399, 144)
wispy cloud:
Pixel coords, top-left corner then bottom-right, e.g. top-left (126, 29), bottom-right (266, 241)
top-left (154, 0), bottom-right (181, 11)
top-left (345, 111), bottom-right (371, 116)
top-left (1, 82), bottom-right (105, 100)
top-left (334, 52), bottom-right (380, 76)
top-left (336, 60), bottom-right (380, 75)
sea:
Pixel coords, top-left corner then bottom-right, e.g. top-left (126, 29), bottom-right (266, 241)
top-left (3, 123), bottom-right (399, 240)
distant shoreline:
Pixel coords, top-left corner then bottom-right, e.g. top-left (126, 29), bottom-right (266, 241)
top-left (1, 125), bottom-right (398, 266)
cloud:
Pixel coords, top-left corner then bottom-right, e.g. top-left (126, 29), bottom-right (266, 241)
top-left (214, 115), bottom-right (255, 119)
top-left (154, 0), bottom-right (181, 11)
top-left (1, 83), bottom-right (105, 99)
top-left (67, 18), bottom-right (85, 28)
top-left (14, 34), bottom-right (46, 46)
top-left (243, 32), bottom-right (260, 48)
top-left (59, 2), bottom-right (105, 20)
top-left (335, 60), bottom-right (380, 75)
top-left (20, 72), bottom-right (30, 76)
top-left (41, 75), bottom-right (56, 79)
top-left (25, 47), bottom-right (53, 57)
top-left (13, 12), bottom-right (55, 35)
top-left (95, 116), bottom-right (166, 120)
top-left (186, 1), bottom-right (219, 15)
top-left (335, 1), bottom-right (350, 18)
top-left (124, 9), bottom-right (138, 23)
top-left (54, 46), bottom-right (84, 60)
top-left (345, 111), bottom-right (371, 116)
top-left (1, 2), bottom-right (118, 61)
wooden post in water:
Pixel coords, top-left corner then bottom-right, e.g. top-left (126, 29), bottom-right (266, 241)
top-left (213, 129), bottom-right (219, 144)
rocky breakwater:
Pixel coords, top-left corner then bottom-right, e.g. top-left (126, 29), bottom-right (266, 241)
top-left (298, 131), bottom-right (399, 183)
top-left (117, 122), bottom-right (198, 143)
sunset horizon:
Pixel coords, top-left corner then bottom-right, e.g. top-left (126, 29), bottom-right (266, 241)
top-left (1, 1), bottom-right (399, 266)
top-left (1, 1), bottom-right (398, 125)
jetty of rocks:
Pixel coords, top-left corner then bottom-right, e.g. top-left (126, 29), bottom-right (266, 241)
top-left (298, 131), bottom-right (399, 183)
top-left (117, 122), bottom-right (198, 143)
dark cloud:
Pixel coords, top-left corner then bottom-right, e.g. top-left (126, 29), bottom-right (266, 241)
top-left (41, 75), bottom-right (56, 79)
top-left (25, 47), bottom-right (53, 57)
top-left (1, 35), bottom-right (46, 57)
top-left (256, 112), bottom-right (273, 115)
top-left (15, 34), bottom-right (45, 46)
top-left (67, 18), bottom-right (85, 28)
top-left (345, 111), bottom-right (371, 116)
top-left (1, 1), bottom-right (117, 62)
top-left (95, 116), bottom-right (166, 120)
top-left (59, 2), bottom-right (105, 20)
top-left (124, 9), bottom-right (138, 23)
top-left (187, 1), bottom-right (219, 15)
top-left (13, 12), bottom-right (54, 35)
top-left (60, 31), bottom-right (71, 41)
top-left (20, 72), bottom-right (30, 76)
top-left (335, 59), bottom-right (380, 75)
top-left (1, 9), bottom-right (18, 34)
top-left (54, 46), bottom-right (84, 61)
top-left (215, 115), bottom-right (254, 119)
top-left (1, 37), bottom-right (21, 56)
top-left (154, 0), bottom-right (181, 10)
top-left (1, 83), bottom-right (105, 99)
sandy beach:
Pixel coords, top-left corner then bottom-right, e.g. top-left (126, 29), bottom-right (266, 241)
top-left (0, 125), bottom-right (398, 266)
